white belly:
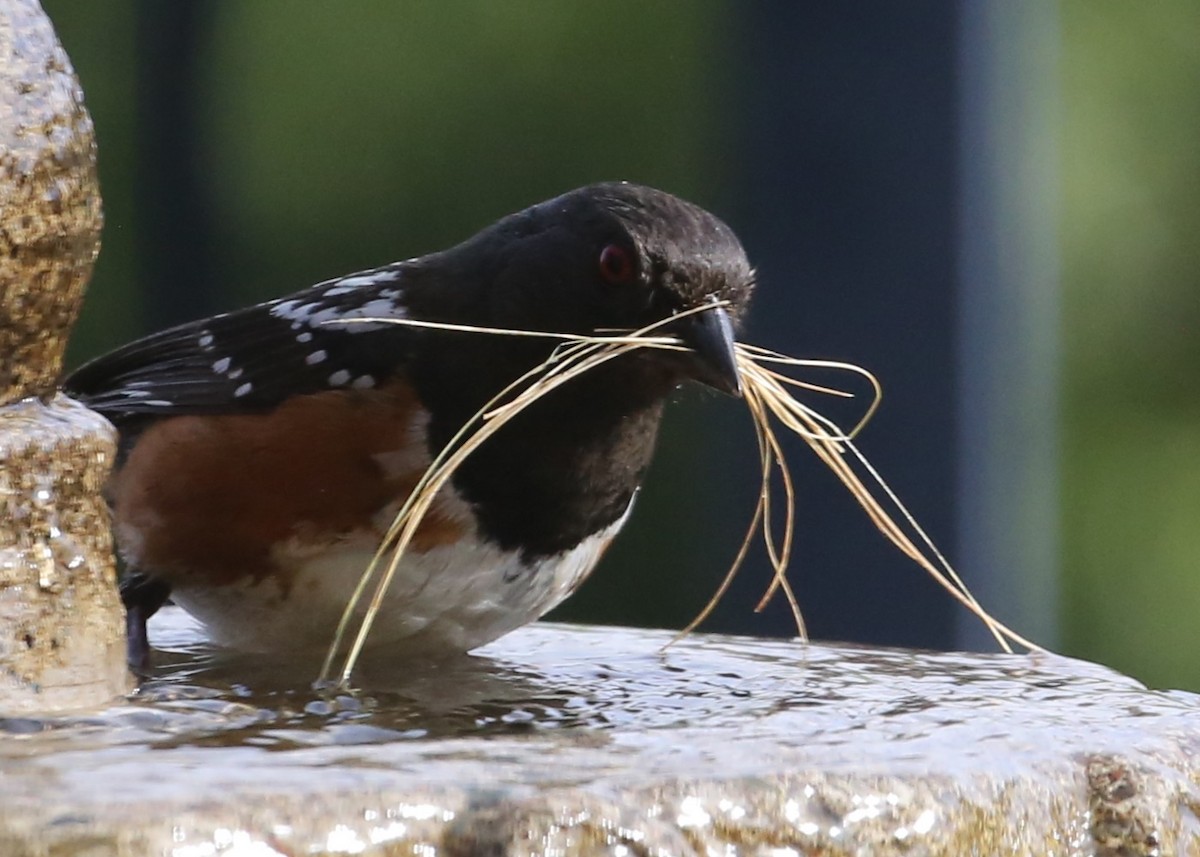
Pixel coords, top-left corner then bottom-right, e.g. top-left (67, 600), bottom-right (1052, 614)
top-left (169, 498), bottom-right (633, 655)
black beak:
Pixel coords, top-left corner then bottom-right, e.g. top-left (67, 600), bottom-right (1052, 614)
top-left (676, 305), bottom-right (742, 397)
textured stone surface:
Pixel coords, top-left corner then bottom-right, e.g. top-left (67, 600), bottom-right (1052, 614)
top-left (0, 1), bottom-right (126, 712)
top-left (0, 0), bottom-right (103, 403)
top-left (0, 617), bottom-right (1196, 855)
top-left (0, 395), bottom-right (127, 711)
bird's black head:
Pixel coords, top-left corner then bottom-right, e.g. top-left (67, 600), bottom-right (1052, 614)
top-left (401, 184), bottom-right (757, 554)
top-left (426, 182), bottom-right (755, 396)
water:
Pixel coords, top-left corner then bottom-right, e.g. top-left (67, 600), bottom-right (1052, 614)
top-left (2, 608), bottom-right (1197, 854)
top-left (6, 608), bottom-right (1195, 777)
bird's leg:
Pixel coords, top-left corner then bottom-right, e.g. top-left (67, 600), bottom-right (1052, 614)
top-left (119, 573), bottom-right (172, 674)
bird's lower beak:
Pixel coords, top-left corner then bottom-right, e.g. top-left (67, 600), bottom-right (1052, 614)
top-left (676, 305), bottom-right (742, 397)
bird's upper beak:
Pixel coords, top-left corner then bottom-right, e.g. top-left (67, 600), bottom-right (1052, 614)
top-left (674, 305), bottom-right (742, 397)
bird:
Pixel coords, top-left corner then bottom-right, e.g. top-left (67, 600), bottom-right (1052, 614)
top-left (64, 182), bottom-right (755, 669)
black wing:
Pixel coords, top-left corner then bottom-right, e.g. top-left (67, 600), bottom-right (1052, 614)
top-left (65, 264), bottom-right (417, 426)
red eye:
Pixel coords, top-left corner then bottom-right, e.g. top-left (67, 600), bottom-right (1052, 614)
top-left (598, 244), bottom-right (635, 284)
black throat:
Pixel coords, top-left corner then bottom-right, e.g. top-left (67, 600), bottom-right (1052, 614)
top-left (409, 335), bottom-right (670, 559)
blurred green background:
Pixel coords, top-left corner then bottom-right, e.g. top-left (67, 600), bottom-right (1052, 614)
top-left (41, 2), bottom-right (1200, 691)
top-left (1059, 4), bottom-right (1200, 690)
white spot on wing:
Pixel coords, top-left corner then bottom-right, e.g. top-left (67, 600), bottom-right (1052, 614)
top-left (212, 357), bottom-right (231, 374)
top-left (197, 332), bottom-right (214, 349)
top-left (305, 350), bottom-right (328, 366)
top-left (234, 382), bottom-right (253, 398)
top-left (228, 367), bottom-right (243, 380)
top-left (328, 369), bottom-right (351, 387)
top-left (351, 375), bottom-right (375, 390)
top-left (270, 299), bottom-right (304, 320)
top-left (347, 267), bottom-right (402, 284)
top-left (319, 298), bottom-right (405, 331)
top-left (332, 274), bottom-right (381, 288)
top-left (268, 295), bottom-right (405, 332)
top-left (353, 298), bottom-right (406, 322)
top-left (296, 332), bottom-right (313, 343)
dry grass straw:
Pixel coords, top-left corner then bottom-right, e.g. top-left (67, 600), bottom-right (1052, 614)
top-left (319, 307), bottom-right (1039, 685)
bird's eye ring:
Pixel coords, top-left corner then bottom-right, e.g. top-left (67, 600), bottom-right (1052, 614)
top-left (598, 244), bottom-right (635, 285)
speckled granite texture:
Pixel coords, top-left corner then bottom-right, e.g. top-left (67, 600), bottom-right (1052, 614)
top-left (0, 0), bottom-right (127, 712)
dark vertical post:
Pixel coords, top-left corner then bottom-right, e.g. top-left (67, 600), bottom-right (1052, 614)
top-left (720, 3), bottom-right (964, 648)
top-left (133, 1), bottom-right (219, 328)
top-left (719, 1), bottom-right (1060, 650)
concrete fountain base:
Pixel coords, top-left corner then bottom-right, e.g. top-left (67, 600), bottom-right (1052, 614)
top-left (0, 609), bottom-right (1196, 856)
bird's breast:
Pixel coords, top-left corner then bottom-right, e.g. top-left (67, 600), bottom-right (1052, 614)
top-left (170, 497), bottom-right (631, 653)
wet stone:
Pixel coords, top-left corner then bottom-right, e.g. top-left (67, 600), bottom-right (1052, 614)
top-left (0, 612), bottom-right (1196, 855)
top-left (0, 395), bottom-right (128, 712)
top-left (0, 0), bottom-right (103, 403)
top-left (0, 1), bottom-right (127, 712)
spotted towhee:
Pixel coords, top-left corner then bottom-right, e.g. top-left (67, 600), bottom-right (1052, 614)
top-left (65, 183), bottom-right (754, 668)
